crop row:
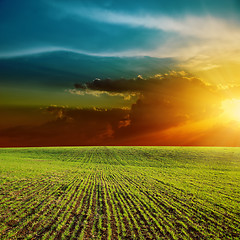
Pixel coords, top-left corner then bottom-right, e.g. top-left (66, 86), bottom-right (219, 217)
top-left (0, 147), bottom-right (239, 239)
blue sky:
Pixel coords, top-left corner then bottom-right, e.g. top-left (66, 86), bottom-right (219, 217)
top-left (0, 0), bottom-right (239, 58)
top-left (1, 0), bottom-right (240, 96)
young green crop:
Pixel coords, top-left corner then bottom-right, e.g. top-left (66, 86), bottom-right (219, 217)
top-left (0, 146), bottom-right (239, 239)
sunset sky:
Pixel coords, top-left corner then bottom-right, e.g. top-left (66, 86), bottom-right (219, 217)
top-left (1, 0), bottom-right (240, 146)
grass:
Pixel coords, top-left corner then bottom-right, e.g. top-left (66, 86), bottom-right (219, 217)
top-left (0, 146), bottom-right (239, 239)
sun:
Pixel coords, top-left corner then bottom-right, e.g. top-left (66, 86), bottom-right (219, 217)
top-left (222, 99), bottom-right (240, 122)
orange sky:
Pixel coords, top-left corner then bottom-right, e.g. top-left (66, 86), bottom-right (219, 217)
top-left (1, 71), bottom-right (240, 147)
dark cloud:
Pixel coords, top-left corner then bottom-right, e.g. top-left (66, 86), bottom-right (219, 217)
top-left (75, 72), bottom-right (222, 139)
top-left (0, 106), bottom-right (129, 147)
top-left (75, 76), bottom-right (146, 93)
top-left (74, 72), bottom-right (219, 96)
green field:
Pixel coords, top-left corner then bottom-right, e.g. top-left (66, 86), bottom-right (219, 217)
top-left (0, 147), bottom-right (239, 239)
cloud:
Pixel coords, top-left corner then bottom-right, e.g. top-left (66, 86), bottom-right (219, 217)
top-left (48, 2), bottom-right (240, 61)
top-left (0, 106), bottom-right (129, 146)
top-left (45, 106), bottom-right (130, 142)
top-left (74, 71), bottom-right (219, 97)
top-left (122, 73), bottom-right (223, 137)
top-left (50, 2), bottom-right (239, 40)
top-left (68, 88), bottom-right (137, 101)
top-left (72, 76), bottom-right (145, 100)
top-left (74, 73), bottom-right (201, 94)
top-left (0, 47), bottom-right (150, 59)
top-left (73, 71), bottom-right (223, 139)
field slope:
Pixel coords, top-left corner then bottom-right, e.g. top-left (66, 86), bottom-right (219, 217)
top-left (0, 146), bottom-right (239, 239)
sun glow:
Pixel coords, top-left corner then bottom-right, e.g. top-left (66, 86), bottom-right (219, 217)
top-left (222, 99), bottom-right (240, 122)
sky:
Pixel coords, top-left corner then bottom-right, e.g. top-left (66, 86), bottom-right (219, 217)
top-left (1, 0), bottom-right (240, 146)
